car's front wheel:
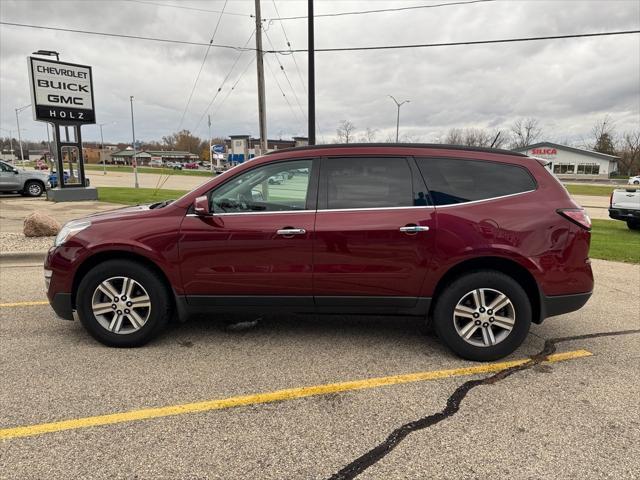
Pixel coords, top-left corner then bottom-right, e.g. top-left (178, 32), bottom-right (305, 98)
top-left (433, 270), bottom-right (532, 361)
top-left (23, 180), bottom-right (44, 197)
top-left (76, 260), bottom-right (172, 347)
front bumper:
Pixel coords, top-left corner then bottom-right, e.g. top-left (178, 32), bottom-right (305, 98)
top-left (540, 291), bottom-right (592, 321)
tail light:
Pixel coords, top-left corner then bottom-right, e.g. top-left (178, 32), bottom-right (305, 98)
top-left (557, 208), bottom-right (592, 230)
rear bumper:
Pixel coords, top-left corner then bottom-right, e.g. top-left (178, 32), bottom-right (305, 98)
top-left (49, 293), bottom-right (74, 320)
top-left (540, 291), bottom-right (592, 321)
top-left (609, 208), bottom-right (640, 221)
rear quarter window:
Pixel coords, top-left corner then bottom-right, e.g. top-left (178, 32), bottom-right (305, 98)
top-left (415, 157), bottom-right (537, 206)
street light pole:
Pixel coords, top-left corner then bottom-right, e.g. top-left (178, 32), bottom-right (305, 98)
top-left (15, 104), bottom-right (31, 164)
top-left (388, 95), bottom-right (410, 143)
top-left (130, 96), bottom-right (139, 189)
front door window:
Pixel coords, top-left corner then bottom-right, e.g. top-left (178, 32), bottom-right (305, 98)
top-left (211, 160), bottom-right (312, 213)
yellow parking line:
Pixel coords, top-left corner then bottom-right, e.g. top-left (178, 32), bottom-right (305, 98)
top-left (0, 349), bottom-right (591, 440)
top-left (0, 301), bottom-right (49, 308)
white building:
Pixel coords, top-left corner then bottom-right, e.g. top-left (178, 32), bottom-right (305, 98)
top-left (514, 142), bottom-right (618, 178)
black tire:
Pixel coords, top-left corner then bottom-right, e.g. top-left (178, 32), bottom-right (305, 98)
top-left (76, 259), bottom-right (172, 347)
top-left (627, 220), bottom-right (640, 231)
top-left (23, 180), bottom-right (44, 197)
top-left (432, 270), bottom-right (532, 362)
top-left (634, 180), bottom-right (640, 185)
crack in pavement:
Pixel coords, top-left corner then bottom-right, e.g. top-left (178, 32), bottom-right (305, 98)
top-left (326, 329), bottom-right (640, 480)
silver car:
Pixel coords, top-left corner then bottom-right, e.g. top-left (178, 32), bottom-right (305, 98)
top-left (628, 175), bottom-right (640, 185)
top-left (0, 160), bottom-right (50, 197)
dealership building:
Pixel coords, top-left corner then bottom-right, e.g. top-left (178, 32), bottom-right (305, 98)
top-left (514, 142), bottom-right (619, 178)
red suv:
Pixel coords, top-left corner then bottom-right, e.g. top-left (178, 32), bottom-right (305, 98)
top-left (45, 145), bottom-right (593, 361)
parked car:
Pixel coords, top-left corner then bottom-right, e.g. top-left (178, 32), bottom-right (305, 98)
top-left (0, 160), bottom-right (50, 196)
top-left (268, 173), bottom-right (286, 184)
top-left (628, 175), bottom-right (640, 185)
top-left (166, 161), bottom-right (182, 170)
top-left (184, 162), bottom-right (199, 169)
top-left (150, 159), bottom-right (164, 168)
top-left (44, 144), bottom-right (594, 361)
top-left (609, 187), bottom-right (640, 230)
top-left (48, 171), bottom-right (69, 188)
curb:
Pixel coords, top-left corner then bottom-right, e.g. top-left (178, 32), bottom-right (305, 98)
top-left (0, 251), bottom-right (47, 263)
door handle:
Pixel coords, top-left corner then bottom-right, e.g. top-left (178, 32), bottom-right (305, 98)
top-left (399, 225), bottom-right (430, 234)
top-left (276, 228), bottom-right (306, 236)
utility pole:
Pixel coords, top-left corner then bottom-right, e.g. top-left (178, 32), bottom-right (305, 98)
top-left (208, 114), bottom-right (214, 174)
top-left (388, 95), bottom-right (410, 143)
top-left (255, 0), bottom-right (267, 154)
top-left (308, 0), bottom-right (315, 145)
top-left (130, 96), bottom-right (139, 188)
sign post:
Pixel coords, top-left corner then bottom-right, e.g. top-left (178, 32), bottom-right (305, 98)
top-left (28, 55), bottom-right (98, 201)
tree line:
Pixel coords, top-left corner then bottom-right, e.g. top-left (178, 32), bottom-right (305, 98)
top-left (331, 117), bottom-right (640, 175)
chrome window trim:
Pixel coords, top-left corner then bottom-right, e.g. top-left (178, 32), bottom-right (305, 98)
top-left (433, 189), bottom-right (536, 208)
top-left (186, 210), bottom-right (315, 217)
top-left (317, 205), bottom-right (436, 213)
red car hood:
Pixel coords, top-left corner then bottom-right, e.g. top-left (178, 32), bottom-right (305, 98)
top-left (82, 204), bottom-right (154, 223)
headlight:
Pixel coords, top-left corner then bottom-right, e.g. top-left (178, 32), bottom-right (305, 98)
top-left (54, 220), bottom-right (91, 247)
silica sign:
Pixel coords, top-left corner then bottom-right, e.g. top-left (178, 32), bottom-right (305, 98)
top-left (28, 57), bottom-right (95, 123)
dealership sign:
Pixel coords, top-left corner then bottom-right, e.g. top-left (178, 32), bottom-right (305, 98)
top-left (28, 57), bottom-right (95, 123)
top-left (531, 148), bottom-right (557, 156)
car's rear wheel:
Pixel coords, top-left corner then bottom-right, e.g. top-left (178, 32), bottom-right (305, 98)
top-left (627, 220), bottom-right (640, 231)
top-left (23, 180), bottom-right (44, 197)
top-left (433, 270), bottom-right (532, 361)
top-left (76, 260), bottom-right (172, 347)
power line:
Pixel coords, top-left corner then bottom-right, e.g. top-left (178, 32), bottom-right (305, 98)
top-left (177, 0), bottom-right (228, 131)
top-left (270, 0), bottom-right (307, 93)
top-left (212, 55), bottom-right (257, 121)
top-left (268, 30), bottom-right (640, 53)
top-left (123, 0), bottom-right (250, 17)
top-left (263, 53), bottom-right (301, 125)
top-left (264, 0), bottom-right (496, 21)
top-left (263, 28), bottom-right (306, 121)
top-left (3, 21), bottom-right (637, 55)
top-left (193, 29), bottom-right (257, 134)
top-left (0, 21), bottom-right (251, 51)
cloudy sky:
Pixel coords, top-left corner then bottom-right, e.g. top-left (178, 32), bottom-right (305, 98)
top-left (1, 0), bottom-right (639, 146)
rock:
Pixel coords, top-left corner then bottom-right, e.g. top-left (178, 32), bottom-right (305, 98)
top-left (23, 212), bottom-right (61, 237)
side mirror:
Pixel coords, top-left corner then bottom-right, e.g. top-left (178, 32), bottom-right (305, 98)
top-left (193, 195), bottom-right (211, 216)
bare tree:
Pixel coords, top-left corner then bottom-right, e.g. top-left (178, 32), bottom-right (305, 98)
top-left (335, 120), bottom-right (356, 144)
top-left (592, 116), bottom-right (616, 155)
top-left (618, 130), bottom-right (640, 176)
top-left (359, 127), bottom-right (378, 143)
top-left (445, 128), bottom-right (464, 145)
top-left (510, 118), bottom-right (542, 149)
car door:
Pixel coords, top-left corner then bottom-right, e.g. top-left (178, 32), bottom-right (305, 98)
top-left (313, 156), bottom-right (436, 309)
top-left (178, 158), bottom-right (318, 306)
top-left (0, 161), bottom-right (22, 191)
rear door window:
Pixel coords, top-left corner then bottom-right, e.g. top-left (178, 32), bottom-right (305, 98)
top-left (321, 157), bottom-right (428, 209)
top-left (415, 157), bottom-right (536, 206)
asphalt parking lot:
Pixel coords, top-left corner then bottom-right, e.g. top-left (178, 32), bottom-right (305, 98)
top-left (1, 258), bottom-right (639, 479)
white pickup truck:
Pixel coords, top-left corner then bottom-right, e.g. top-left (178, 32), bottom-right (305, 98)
top-left (609, 187), bottom-right (640, 230)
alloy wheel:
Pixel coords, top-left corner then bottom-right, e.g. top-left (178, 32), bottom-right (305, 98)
top-left (452, 288), bottom-right (515, 347)
top-left (91, 276), bottom-right (151, 334)
top-left (28, 183), bottom-right (42, 196)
